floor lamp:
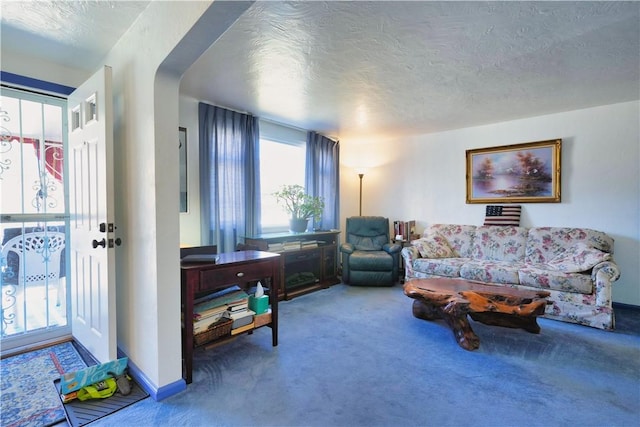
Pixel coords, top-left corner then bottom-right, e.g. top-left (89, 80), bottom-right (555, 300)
top-left (358, 173), bottom-right (364, 216)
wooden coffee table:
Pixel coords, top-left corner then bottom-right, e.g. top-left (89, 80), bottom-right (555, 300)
top-left (404, 278), bottom-right (551, 351)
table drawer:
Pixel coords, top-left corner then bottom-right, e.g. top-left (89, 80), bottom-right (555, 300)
top-left (198, 261), bottom-right (273, 292)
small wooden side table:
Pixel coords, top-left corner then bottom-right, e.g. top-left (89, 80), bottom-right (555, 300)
top-left (181, 250), bottom-right (280, 384)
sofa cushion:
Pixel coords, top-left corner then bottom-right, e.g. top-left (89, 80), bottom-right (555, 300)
top-left (519, 265), bottom-right (593, 294)
top-left (425, 224), bottom-right (476, 257)
top-left (471, 226), bottom-right (528, 262)
top-left (547, 243), bottom-right (612, 273)
top-left (525, 227), bottom-right (614, 264)
top-left (460, 260), bottom-right (525, 284)
top-left (411, 234), bottom-right (455, 258)
top-left (412, 257), bottom-right (469, 278)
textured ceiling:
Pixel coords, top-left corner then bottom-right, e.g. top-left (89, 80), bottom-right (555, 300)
top-left (1, 1), bottom-right (150, 71)
top-left (2, 1), bottom-right (639, 140)
top-left (182, 1), bottom-right (640, 139)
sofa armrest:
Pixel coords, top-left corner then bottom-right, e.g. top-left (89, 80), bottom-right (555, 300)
top-left (592, 260), bottom-right (621, 308)
top-left (382, 243), bottom-right (402, 255)
top-left (340, 242), bottom-right (355, 254)
top-left (401, 246), bottom-right (420, 279)
top-left (591, 260), bottom-right (621, 282)
top-left (401, 246), bottom-right (420, 259)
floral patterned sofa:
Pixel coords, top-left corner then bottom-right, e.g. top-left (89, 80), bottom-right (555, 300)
top-left (401, 224), bottom-right (620, 330)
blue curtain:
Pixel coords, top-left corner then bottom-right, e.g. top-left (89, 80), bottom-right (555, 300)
top-left (305, 132), bottom-right (340, 230)
top-left (199, 103), bottom-right (261, 252)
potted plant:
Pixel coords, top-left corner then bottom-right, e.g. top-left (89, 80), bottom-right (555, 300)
top-left (273, 184), bottom-right (325, 232)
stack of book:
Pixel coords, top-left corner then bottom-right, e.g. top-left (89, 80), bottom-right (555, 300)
top-left (301, 240), bottom-right (318, 249)
top-left (193, 305), bottom-right (227, 334)
top-left (225, 298), bottom-right (255, 335)
top-left (283, 240), bottom-right (302, 251)
top-left (191, 286), bottom-right (249, 335)
top-left (267, 242), bottom-right (285, 252)
top-left (267, 240), bottom-right (302, 253)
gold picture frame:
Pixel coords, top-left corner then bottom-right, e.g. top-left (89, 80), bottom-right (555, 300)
top-left (466, 139), bottom-right (561, 204)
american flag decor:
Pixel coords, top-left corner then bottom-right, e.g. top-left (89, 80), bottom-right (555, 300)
top-left (484, 205), bottom-right (521, 226)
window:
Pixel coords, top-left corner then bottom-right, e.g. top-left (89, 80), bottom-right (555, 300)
top-left (259, 120), bottom-right (306, 232)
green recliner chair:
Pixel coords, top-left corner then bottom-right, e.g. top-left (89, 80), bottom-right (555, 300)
top-left (340, 216), bottom-right (402, 286)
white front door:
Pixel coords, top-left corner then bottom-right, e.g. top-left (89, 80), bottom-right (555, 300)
top-left (67, 66), bottom-right (117, 363)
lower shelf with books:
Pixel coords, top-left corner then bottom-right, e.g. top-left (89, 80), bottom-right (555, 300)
top-left (193, 310), bottom-right (273, 348)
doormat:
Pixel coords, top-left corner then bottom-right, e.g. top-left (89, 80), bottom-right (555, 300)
top-left (54, 377), bottom-right (149, 427)
top-left (0, 341), bottom-right (88, 427)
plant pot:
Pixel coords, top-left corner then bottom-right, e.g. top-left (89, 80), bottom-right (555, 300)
top-left (289, 218), bottom-right (309, 233)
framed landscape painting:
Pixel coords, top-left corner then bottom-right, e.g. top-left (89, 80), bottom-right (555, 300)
top-left (466, 139), bottom-right (561, 204)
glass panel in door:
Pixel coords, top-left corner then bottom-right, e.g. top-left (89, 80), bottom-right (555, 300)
top-left (0, 87), bottom-right (70, 350)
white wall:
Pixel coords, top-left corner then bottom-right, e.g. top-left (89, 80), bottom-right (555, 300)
top-left (98, 1), bottom-right (213, 392)
top-left (100, 0), bottom-right (253, 394)
top-left (340, 101), bottom-right (640, 306)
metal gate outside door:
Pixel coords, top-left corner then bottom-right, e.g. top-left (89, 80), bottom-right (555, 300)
top-left (0, 87), bottom-right (71, 353)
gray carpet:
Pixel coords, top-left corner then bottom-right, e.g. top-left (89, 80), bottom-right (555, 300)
top-left (85, 284), bottom-right (639, 427)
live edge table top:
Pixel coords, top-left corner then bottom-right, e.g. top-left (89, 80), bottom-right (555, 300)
top-left (403, 277), bottom-right (551, 351)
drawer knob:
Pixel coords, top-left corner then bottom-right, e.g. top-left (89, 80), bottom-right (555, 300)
top-left (236, 272), bottom-right (244, 278)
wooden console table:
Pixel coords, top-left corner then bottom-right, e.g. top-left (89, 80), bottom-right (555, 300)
top-left (181, 250), bottom-right (280, 384)
top-left (244, 230), bottom-right (340, 300)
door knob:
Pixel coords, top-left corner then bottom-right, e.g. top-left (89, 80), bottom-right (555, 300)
top-left (92, 238), bottom-right (106, 248)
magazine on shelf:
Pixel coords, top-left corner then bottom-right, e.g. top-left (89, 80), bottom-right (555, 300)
top-left (181, 254), bottom-right (220, 264)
